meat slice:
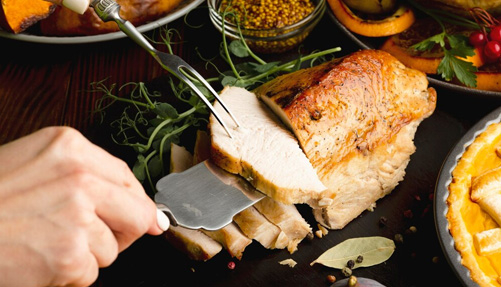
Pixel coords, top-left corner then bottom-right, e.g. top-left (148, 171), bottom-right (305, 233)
top-left (233, 207), bottom-right (289, 249)
top-left (164, 226), bottom-right (222, 261)
top-left (165, 143), bottom-right (251, 260)
top-left (253, 197), bottom-right (312, 253)
top-left (254, 49), bottom-right (436, 229)
top-left (202, 223), bottom-right (252, 260)
top-left (209, 86), bottom-right (328, 206)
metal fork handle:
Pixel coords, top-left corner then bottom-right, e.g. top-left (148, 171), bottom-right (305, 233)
top-left (90, 0), bottom-right (240, 138)
top-left (90, 0), bottom-right (157, 55)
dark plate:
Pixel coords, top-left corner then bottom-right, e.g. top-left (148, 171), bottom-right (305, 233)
top-left (435, 106), bottom-right (501, 287)
top-left (326, 7), bottom-right (501, 99)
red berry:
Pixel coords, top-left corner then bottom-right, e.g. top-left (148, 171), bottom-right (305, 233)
top-left (469, 30), bottom-right (487, 46)
top-left (484, 40), bottom-right (501, 61)
top-left (490, 26), bottom-right (501, 42)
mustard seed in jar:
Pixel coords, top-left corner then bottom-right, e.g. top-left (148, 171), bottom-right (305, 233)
top-left (219, 0), bottom-right (315, 30)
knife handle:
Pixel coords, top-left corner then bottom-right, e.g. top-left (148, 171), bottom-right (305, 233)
top-left (156, 205), bottom-right (171, 232)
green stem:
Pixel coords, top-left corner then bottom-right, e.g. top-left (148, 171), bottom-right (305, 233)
top-left (242, 47), bottom-right (341, 84)
top-left (158, 123), bottom-right (191, 174)
top-left (143, 150), bottom-right (158, 193)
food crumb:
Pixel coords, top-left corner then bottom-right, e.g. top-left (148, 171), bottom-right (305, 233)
top-left (432, 256), bottom-right (439, 264)
top-left (190, 267), bottom-right (195, 272)
top-left (279, 258), bottom-right (297, 268)
top-left (317, 223), bottom-right (329, 236)
top-left (315, 230), bottom-right (323, 238)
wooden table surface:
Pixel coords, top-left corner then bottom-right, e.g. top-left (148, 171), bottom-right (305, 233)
top-left (2, 2), bottom-right (501, 287)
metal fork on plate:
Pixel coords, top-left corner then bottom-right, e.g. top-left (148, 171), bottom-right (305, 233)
top-left (89, 0), bottom-right (240, 138)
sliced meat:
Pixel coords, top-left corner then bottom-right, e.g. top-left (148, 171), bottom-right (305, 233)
top-left (254, 49), bottom-right (436, 229)
top-left (170, 143), bottom-right (193, 173)
top-left (233, 206), bottom-right (289, 249)
top-left (202, 223), bottom-right (252, 260)
top-left (253, 197), bottom-right (312, 253)
top-left (209, 86), bottom-right (328, 206)
top-left (164, 226), bottom-right (222, 261)
top-left (192, 130), bottom-right (290, 251)
top-left (193, 129), bottom-right (211, 166)
top-left (167, 143), bottom-right (250, 260)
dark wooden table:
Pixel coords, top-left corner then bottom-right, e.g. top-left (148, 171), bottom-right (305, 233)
top-left (1, 3), bottom-right (500, 287)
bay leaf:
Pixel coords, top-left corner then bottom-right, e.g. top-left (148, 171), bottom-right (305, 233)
top-left (310, 236), bottom-right (395, 269)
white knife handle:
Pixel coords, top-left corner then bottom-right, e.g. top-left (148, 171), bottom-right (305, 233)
top-left (156, 208), bottom-right (170, 232)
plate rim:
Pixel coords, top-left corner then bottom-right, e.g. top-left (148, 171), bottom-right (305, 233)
top-left (434, 105), bottom-right (501, 287)
top-left (326, 6), bottom-right (501, 99)
top-left (0, 0), bottom-right (204, 44)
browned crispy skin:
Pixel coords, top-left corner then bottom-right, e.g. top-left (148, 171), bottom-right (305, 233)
top-left (255, 49), bottom-right (436, 228)
top-left (255, 49), bottom-right (436, 180)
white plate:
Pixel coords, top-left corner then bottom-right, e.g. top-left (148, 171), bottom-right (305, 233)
top-left (0, 0), bottom-right (204, 44)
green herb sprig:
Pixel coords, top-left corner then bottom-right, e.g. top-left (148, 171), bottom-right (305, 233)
top-left (406, 0), bottom-right (480, 87)
top-left (93, 15), bottom-right (340, 193)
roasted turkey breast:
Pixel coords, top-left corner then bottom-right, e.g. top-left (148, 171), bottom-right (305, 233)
top-left (209, 49), bottom-right (436, 230)
top-left (254, 49), bottom-right (436, 229)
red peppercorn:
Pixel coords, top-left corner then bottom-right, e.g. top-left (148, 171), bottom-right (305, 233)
top-left (227, 261), bottom-right (235, 270)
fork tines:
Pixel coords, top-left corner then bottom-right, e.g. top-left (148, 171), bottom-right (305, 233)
top-left (175, 63), bottom-right (240, 139)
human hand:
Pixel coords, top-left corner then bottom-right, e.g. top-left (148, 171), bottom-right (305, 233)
top-left (0, 126), bottom-right (169, 287)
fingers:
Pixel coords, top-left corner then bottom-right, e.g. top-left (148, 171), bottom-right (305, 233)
top-left (0, 126), bottom-right (144, 199)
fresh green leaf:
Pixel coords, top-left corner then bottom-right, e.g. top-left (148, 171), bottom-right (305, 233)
top-left (229, 40), bottom-right (250, 57)
top-left (147, 155), bottom-right (163, 178)
top-left (438, 51), bottom-right (477, 87)
top-left (447, 34), bottom-right (475, 58)
top-left (153, 103), bottom-right (178, 119)
top-left (310, 236), bottom-right (395, 269)
top-left (253, 62), bottom-right (280, 73)
top-left (411, 33), bottom-right (445, 51)
top-left (132, 156), bottom-right (146, 181)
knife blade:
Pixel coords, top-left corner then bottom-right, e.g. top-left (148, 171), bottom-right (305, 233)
top-left (155, 160), bottom-right (265, 231)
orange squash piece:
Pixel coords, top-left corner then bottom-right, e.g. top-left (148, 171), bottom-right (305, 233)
top-left (0, 0), bottom-right (55, 34)
top-left (327, 0), bottom-right (415, 37)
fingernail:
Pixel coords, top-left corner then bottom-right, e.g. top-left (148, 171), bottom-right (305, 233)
top-left (156, 209), bottom-right (170, 231)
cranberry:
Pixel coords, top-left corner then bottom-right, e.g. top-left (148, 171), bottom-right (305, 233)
top-left (469, 30), bottom-right (487, 46)
top-left (484, 40), bottom-right (501, 61)
top-left (490, 25), bottom-right (501, 42)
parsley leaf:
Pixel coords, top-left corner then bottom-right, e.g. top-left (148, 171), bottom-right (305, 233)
top-left (411, 32), bottom-right (477, 87)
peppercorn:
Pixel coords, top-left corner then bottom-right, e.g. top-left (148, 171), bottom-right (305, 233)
top-left (356, 255), bottom-right (364, 263)
top-left (403, 209), bottom-right (413, 219)
top-left (346, 259), bottom-right (355, 269)
top-left (378, 216), bottom-right (388, 227)
top-left (394, 233), bottom-right (404, 244)
top-left (327, 274), bottom-right (337, 283)
top-left (348, 275), bottom-right (358, 287)
top-left (342, 266), bottom-right (352, 277)
top-left (227, 261), bottom-right (236, 270)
